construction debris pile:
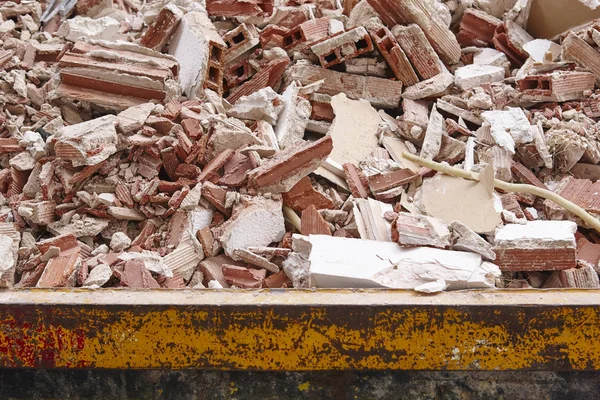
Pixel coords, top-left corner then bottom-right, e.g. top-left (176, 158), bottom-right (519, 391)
top-left (2, 0), bottom-right (600, 292)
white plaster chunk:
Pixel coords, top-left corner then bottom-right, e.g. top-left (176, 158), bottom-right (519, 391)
top-left (451, 220), bottom-right (496, 260)
top-left (9, 152), bottom-right (36, 171)
top-left (275, 82), bottom-right (312, 149)
top-left (420, 104), bottom-right (444, 160)
top-left (91, 244), bottom-right (110, 255)
top-left (301, 235), bottom-right (500, 290)
top-left (419, 174), bottom-right (502, 234)
top-left (189, 206), bottom-right (214, 237)
top-left (0, 235), bottom-right (15, 275)
top-left (328, 93), bottom-right (381, 166)
top-left (579, 0), bottom-right (600, 10)
top-left (282, 252), bottom-right (310, 288)
top-left (415, 279), bottom-right (447, 293)
top-left (110, 232), bottom-right (131, 252)
top-left (227, 87), bottom-right (283, 125)
top-left (0, 20), bottom-right (15, 34)
top-left (494, 221), bottom-right (577, 248)
top-left (83, 264), bottom-right (112, 287)
top-left (116, 103), bottom-right (155, 133)
top-left (523, 39), bottom-right (562, 63)
top-left (525, 207), bottom-right (538, 219)
top-left (473, 48), bottom-right (509, 67)
top-left (52, 115), bottom-right (118, 167)
top-left (219, 197), bottom-right (285, 259)
top-left (402, 66), bottom-right (454, 100)
top-left (454, 64), bottom-right (505, 90)
top-left (57, 16), bottom-right (120, 42)
top-left (19, 131), bottom-right (47, 160)
top-left (10, 70), bottom-right (27, 98)
top-left (481, 108), bottom-right (532, 154)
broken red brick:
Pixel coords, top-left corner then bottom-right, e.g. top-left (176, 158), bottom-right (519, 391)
top-left (457, 8), bottom-right (502, 47)
top-left (368, 169), bottom-right (418, 194)
top-left (393, 24), bottom-right (441, 81)
top-left (247, 136), bottom-right (333, 194)
top-left (282, 176), bottom-right (335, 212)
top-left (370, 26), bottom-right (418, 86)
top-left (222, 264), bottom-right (266, 288)
top-left (301, 205), bottom-right (331, 236)
top-left (311, 27), bottom-right (373, 68)
top-left (206, 0), bottom-right (273, 18)
top-left (139, 4), bottom-right (183, 52)
top-left (343, 163), bottom-right (370, 199)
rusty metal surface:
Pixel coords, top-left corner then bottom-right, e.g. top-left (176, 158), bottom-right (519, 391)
top-left (0, 288), bottom-right (599, 370)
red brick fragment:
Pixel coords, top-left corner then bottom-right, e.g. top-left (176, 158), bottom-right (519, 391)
top-left (342, 163), bottom-right (370, 199)
top-left (139, 4), bottom-right (183, 52)
top-left (511, 162), bottom-right (548, 189)
top-left (119, 259), bottom-right (160, 288)
top-left (301, 205), bottom-right (331, 236)
top-left (227, 58), bottom-right (289, 104)
top-left (369, 26), bottom-right (418, 86)
top-left (222, 264), bottom-right (266, 288)
top-left (368, 169), bottom-right (418, 194)
top-left (206, 0), bottom-right (273, 17)
top-left (282, 176), bottom-right (335, 212)
top-left (457, 8), bottom-right (502, 47)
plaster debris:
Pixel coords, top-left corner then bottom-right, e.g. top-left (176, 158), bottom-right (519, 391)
top-left (419, 174), bottom-right (502, 234)
top-left (327, 93), bottom-right (381, 166)
top-left (454, 64), bottom-right (505, 90)
top-left (110, 232), bottom-right (131, 252)
top-left (58, 16), bottom-right (120, 42)
top-left (82, 264), bottom-right (112, 287)
top-left (300, 235), bottom-right (499, 290)
top-left (481, 108), bottom-right (532, 154)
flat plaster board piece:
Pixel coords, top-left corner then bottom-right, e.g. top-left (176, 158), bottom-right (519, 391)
top-left (420, 174), bottom-right (502, 234)
top-left (327, 93), bottom-right (382, 166)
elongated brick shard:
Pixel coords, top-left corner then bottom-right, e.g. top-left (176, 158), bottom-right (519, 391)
top-left (247, 136), bottom-right (333, 193)
top-left (301, 205), bottom-right (331, 236)
top-left (139, 4), bottom-right (183, 52)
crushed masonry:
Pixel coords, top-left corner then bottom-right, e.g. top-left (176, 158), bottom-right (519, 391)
top-left (1, 0), bottom-right (599, 292)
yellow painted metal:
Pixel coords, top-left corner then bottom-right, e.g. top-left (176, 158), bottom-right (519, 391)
top-left (0, 288), bottom-right (599, 370)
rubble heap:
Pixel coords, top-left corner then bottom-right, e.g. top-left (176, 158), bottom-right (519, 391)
top-left (2, 0), bottom-right (600, 292)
